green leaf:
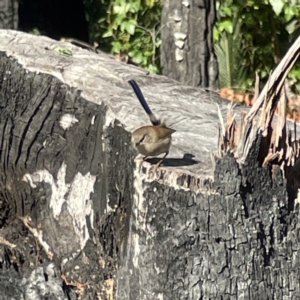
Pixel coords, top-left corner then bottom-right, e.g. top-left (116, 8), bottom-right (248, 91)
top-left (114, 14), bottom-right (126, 26)
top-left (120, 20), bottom-right (126, 32)
top-left (269, 0), bottom-right (284, 16)
top-left (284, 6), bottom-right (297, 22)
top-left (131, 52), bottom-right (144, 64)
top-left (285, 19), bottom-right (298, 34)
top-left (97, 17), bottom-right (106, 24)
top-left (113, 4), bottom-right (126, 14)
top-left (129, 1), bottom-right (140, 12)
top-left (218, 20), bottom-right (233, 34)
top-left (111, 41), bottom-right (123, 53)
top-left (30, 27), bottom-right (41, 35)
top-left (125, 3), bottom-right (132, 12)
top-left (125, 23), bottom-right (136, 35)
top-left (260, 70), bottom-right (268, 78)
top-left (222, 6), bottom-right (232, 17)
top-left (144, 50), bottom-right (153, 57)
top-left (54, 47), bottom-right (73, 57)
top-left (145, 0), bottom-right (156, 9)
top-left (290, 68), bottom-right (300, 78)
top-left (123, 19), bottom-right (137, 35)
top-left (133, 56), bottom-right (143, 64)
top-left (155, 39), bottom-right (162, 47)
top-left (102, 30), bottom-right (113, 38)
top-left (146, 64), bottom-right (160, 74)
top-left (213, 27), bottom-right (220, 42)
top-left (128, 50), bottom-right (138, 57)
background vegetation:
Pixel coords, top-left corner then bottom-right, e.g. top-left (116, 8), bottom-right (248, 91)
top-left (214, 0), bottom-right (300, 91)
top-left (84, 0), bottom-right (162, 73)
top-left (83, 0), bottom-right (300, 91)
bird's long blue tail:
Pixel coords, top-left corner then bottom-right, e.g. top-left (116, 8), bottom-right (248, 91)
top-left (128, 80), bottom-right (160, 126)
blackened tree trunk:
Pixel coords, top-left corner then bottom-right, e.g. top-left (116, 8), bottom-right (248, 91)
top-left (161, 0), bottom-right (218, 89)
top-left (0, 0), bottom-right (18, 29)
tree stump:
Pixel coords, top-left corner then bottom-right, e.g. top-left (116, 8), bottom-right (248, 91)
top-left (0, 30), bottom-right (300, 300)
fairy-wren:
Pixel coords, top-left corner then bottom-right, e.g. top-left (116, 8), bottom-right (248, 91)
top-left (128, 80), bottom-right (176, 170)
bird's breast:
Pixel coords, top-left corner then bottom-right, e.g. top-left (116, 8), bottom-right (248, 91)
top-left (134, 136), bottom-right (172, 156)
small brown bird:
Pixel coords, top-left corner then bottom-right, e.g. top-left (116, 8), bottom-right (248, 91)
top-left (128, 80), bottom-right (176, 170)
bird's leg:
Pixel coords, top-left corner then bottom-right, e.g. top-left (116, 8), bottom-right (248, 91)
top-left (156, 151), bottom-right (168, 167)
top-left (150, 151), bottom-right (169, 173)
top-left (137, 156), bottom-right (148, 172)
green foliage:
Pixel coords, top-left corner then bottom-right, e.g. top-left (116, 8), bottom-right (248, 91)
top-left (84, 0), bottom-right (162, 73)
top-left (214, 0), bottom-right (300, 89)
top-left (83, 0), bottom-right (300, 85)
top-left (214, 14), bottom-right (248, 88)
top-left (29, 28), bottom-right (41, 35)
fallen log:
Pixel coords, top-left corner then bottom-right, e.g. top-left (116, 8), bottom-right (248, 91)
top-left (0, 29), bottom-right (300, 299)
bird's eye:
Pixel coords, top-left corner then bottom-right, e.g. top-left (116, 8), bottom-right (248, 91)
top-left (136, 135), bottom-right (145, 146)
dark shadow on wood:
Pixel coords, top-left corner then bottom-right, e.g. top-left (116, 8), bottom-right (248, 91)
top-left (145, 153), bottom-right (199, 167)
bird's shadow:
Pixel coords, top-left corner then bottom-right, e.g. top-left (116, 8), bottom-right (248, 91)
top-left (145, 153), bottom-right (199, 167)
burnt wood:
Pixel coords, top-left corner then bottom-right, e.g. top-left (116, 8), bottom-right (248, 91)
top-left (0, 30), bottom-right (299, 299)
